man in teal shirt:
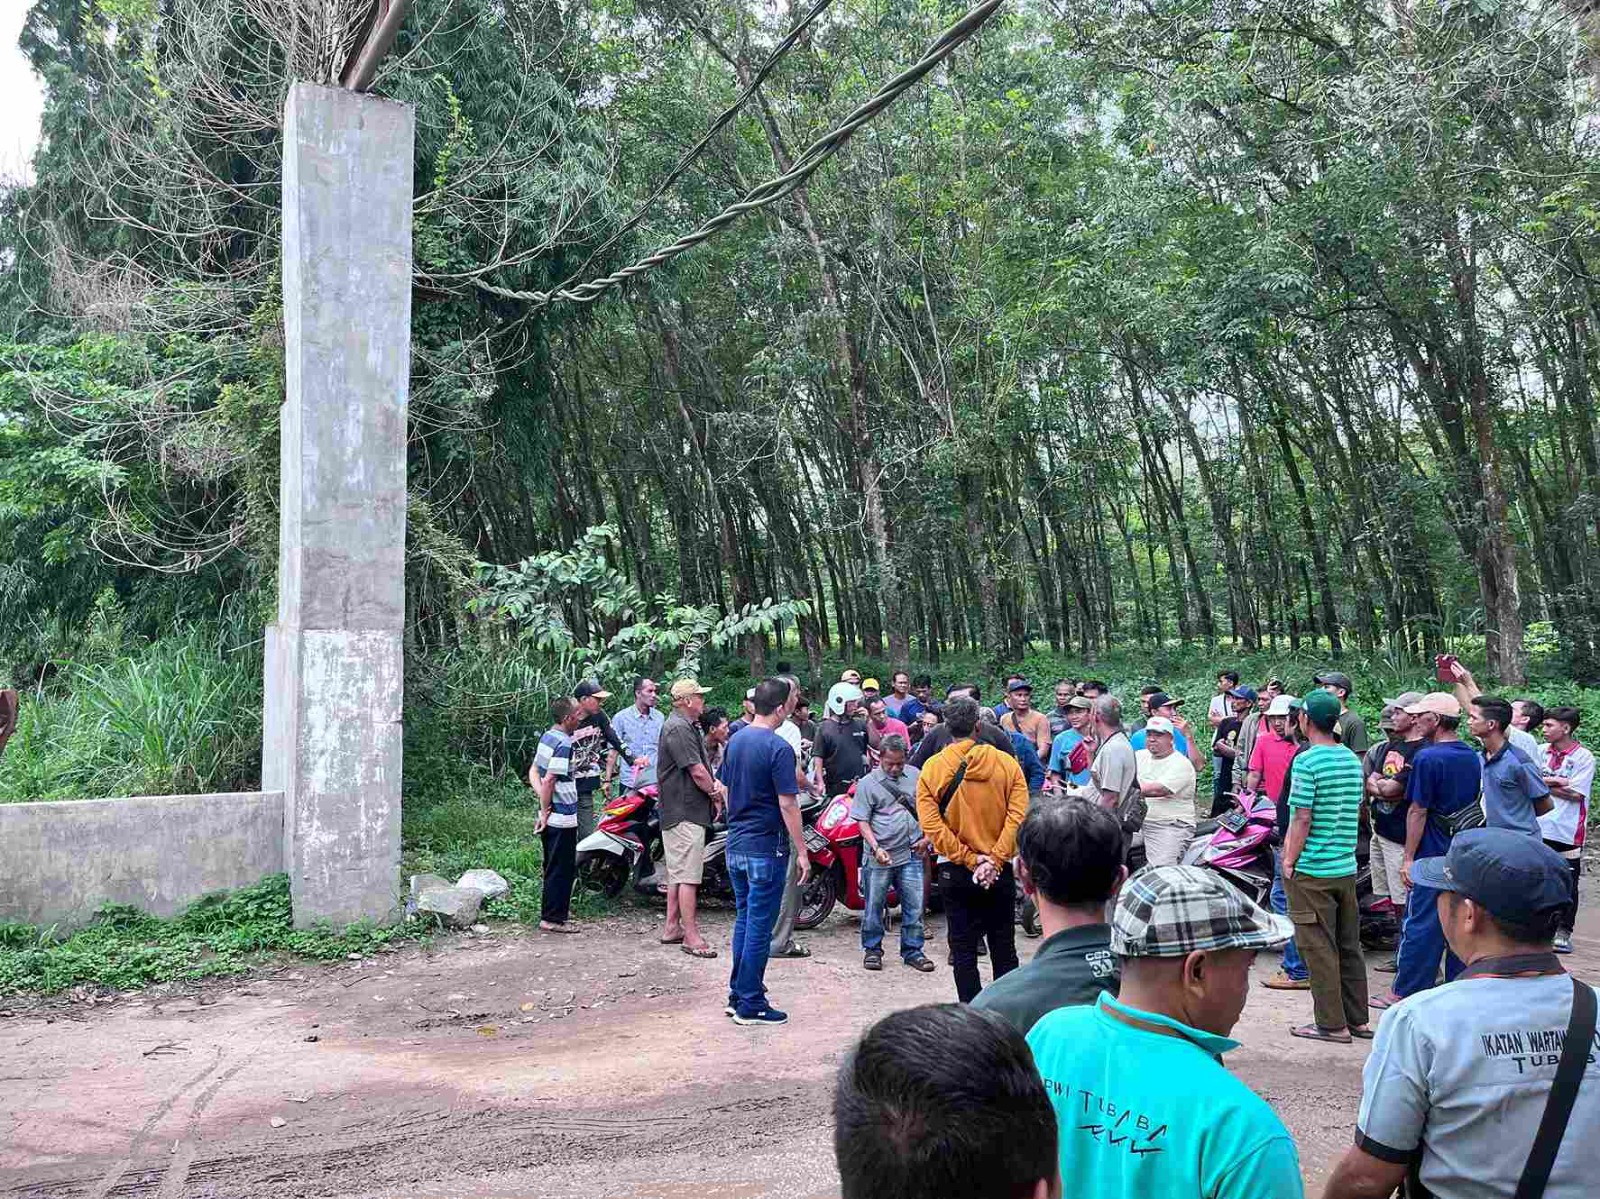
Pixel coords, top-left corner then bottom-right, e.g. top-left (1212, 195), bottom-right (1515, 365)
top-left (1026, 864), bottom-right (1304, 1199)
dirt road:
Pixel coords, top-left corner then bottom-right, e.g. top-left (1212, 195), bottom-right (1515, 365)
top-left (2, 895), bottom-right (1595, 1199)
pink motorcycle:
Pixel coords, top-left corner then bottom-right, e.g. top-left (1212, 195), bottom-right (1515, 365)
top-left (1180, 790), bottom-right (1277, 905)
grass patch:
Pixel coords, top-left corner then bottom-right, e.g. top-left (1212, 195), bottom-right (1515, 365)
top-left (401, 768), bottom-right (613, 923)
top-left (0, 874), bottom-right (422, 995)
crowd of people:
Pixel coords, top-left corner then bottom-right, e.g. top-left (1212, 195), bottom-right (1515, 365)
top-left (526, 661), bottom-right (1596, 1195)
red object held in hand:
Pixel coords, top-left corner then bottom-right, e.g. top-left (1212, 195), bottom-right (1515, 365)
top-left (1434, 653), bottom-right (1459, 683)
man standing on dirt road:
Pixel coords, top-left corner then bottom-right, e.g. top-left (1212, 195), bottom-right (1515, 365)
top-left (656, 678), bottom-right (725, 959)
top-left (720, 677), bottom-right (811, 1027)
top-left (531, 697), bottom-right (586, 934)
top-left (917, 697), bottom-right (1029, 1003)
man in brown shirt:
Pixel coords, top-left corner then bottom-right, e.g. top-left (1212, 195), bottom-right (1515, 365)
top-left (1001, 679), bottom-right (1053, 760)
top-left (656, 678), bottom-right (726, 957)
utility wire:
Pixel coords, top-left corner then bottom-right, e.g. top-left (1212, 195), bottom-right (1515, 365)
top-left (476, 0), bottom-right (1006, 311)
top-left (541, 0), bottom-right (837, 300)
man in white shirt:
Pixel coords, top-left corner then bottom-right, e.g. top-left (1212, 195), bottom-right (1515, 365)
top-left (1135, 716), bottom-right (1198, 866)
top-left (1537, 706), bottom-right (1593, 954)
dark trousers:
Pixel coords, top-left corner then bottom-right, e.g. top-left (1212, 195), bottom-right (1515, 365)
top-left (540, 824), bottom-right (577, 924)
top-left (939, 862), bottom-right (1019, 1003)
top-left (1545, 840), bottom-right (1582, 933)
top-left (1394, 881), bottom-right (1464, 997)
top-left (1285, 871), bottom-right (1368, 1031)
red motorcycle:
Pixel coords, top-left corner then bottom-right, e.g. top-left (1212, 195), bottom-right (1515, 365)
top-left (796, 790), bottom-right (930, 930)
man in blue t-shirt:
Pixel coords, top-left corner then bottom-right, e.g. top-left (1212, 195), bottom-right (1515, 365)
top-left (718, 677), bottom-right (811, 1027)
top-left (1378, 692), bottom-right (1483, 1006)
top-left (1048, 697), bottom-right (1096, 790)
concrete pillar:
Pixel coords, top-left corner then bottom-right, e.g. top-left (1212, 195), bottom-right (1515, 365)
top-left (265, 83), bottom-right (413, 927)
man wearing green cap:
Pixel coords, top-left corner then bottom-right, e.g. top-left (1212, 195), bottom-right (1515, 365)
top-left (1282, 688), bottom-right (1371, 1043)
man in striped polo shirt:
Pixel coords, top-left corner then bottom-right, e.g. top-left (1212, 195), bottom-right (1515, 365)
top-left (531, 696), bottom-right (586, 934)
top-left (1282, 689), bottom-right (1371, 1043)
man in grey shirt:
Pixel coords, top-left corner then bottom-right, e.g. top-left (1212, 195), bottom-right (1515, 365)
top-left (850, 735), bottom-right (935, 973)
top-left (1325, 829), bottom-right (1598, 1199)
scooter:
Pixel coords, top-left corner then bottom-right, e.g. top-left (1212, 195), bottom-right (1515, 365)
top-left (576, 783), bottom-right (664, 898)
top-left (1180, 790), bottom-right (1276, 905)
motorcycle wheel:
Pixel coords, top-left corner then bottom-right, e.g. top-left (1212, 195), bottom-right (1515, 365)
top-left (577, 852), bottom-right (628, 900)
top-left (795, 863), bottom-right (839, 931)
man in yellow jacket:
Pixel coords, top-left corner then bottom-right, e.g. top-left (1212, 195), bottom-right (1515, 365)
top-left (918, 696), bottom-right (1031, 1002)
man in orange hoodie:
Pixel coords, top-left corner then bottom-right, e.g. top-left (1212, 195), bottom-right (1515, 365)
top-left (918, 696), bottom-right (1032, 1002)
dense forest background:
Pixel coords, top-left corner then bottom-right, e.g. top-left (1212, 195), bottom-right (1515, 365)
top-left (5, 0), bottom-right (1600, 808)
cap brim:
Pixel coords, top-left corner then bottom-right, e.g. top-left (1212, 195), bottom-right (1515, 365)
top-left (1407, 857), bottom-right (1459, 893)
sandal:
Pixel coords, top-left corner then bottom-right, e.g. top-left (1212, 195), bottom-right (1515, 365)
top-left (772, 944), bottom-right (812, 959)
top-left (1350, 1025), bottom-right (1375, 1040)
top-left (539, 921), bottom-right (580, 935)
top-left (659, 934), bottom-right (685, 945)
top-left (681, 943), bottom-right (718, 959)
top-left (1368, 993), bottom-right (1402, 1011)
top-left (1291, 1024), bottom-right (1353, 1044)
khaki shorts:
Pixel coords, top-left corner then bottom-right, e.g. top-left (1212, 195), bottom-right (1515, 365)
top-left (663, 820), bottom-right (708, 885)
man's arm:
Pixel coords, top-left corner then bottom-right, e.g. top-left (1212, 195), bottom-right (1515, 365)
top-left (1322, 1147), bottom-right (1407, 1199)
top-left (1282, 807), bottom-right (1312, 877)
top-left (1445, 661), bottom-right (1482, 715)
top-left (1175, 719), bottom-right (1206, 768)
top-left (778, 793), bottom-right (811, 884)
top-left (1401, 805), bottom-right (1427, 887)
top-left (917, 769), bottom-right (978, 869)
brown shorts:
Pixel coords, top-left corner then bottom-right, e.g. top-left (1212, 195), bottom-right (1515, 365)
top-left (663, 820), bottom-right (708, 885)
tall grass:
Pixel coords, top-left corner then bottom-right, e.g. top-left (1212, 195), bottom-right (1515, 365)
top-left (0, 630), bottom-right (261, 802)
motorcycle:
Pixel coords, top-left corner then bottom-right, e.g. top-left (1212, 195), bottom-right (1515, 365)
top-left (576, 783), bottom-right (665, 898)
top-left (1180, 789), bottom-right (1276, 905)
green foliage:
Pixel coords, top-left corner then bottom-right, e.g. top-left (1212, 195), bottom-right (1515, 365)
top-left (0, 874), bottom-right (420, 995)
top-left (0, 621), bottom-right (261, 802)
top-left (473, 524), bottom-right (812, 679)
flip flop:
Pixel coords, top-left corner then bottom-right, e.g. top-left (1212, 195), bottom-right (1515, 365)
top-left (772, 944), bottom-right (811, 959)
top-left (539, 922), bottom-right (580, 935)
top-left (1291, 1024), bottom-right (1353, 1044)
top-left (1368, 993), bottom-right (1401, 1011)
top-left (681, 944), bottom-right (718, 959)
top-left (659, 934), bottom-right (685, 945)
top-left (1350, 1026), bottom-right (1375, 1040)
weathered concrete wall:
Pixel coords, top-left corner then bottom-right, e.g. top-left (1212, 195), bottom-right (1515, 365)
top-left (267, 82), bottom-right (412, 928)
top-left (0, 792), bottom-right (285, 931)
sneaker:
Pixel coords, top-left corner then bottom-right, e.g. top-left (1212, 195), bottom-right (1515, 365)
top-left (1261, 970), bottom-right (1311, 991)
top-left (863, 951), bottom-right (883, 972)
top-left (1376, 957), bottom-right (1399, 974)
top-left (1554, 930), bottom-right (1574, 955)
top-left (724, 995), bottom-right (737, 1017)
top-left (732, 1006), bottom-right (788, 1027)
top-left (904, 954), bottom-right (936, 973)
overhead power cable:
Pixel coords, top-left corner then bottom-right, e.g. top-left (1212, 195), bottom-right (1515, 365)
top-left (541, 0), bottom-right (837, 300)
top-left (476, 0), bottom-right (1006, 311)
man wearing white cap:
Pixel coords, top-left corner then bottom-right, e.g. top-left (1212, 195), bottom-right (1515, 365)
top-left (1135, 716), bottom-right (1198, 866)
top-left (1027, 865), bottom-right (1303, 1199)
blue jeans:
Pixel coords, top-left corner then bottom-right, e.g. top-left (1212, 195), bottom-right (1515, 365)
top-left (861, 858), bottom-right (926, 960)
top-left (728, 848), bottom-right (789, 1017)
top-left (1394, 881), bottom-right (1463, 997)
top-left (1271, 850), bottom-right (1307, 981)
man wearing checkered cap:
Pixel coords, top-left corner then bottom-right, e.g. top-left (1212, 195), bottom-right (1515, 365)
top-left (1026, 866), bottom-right (1305, 1199)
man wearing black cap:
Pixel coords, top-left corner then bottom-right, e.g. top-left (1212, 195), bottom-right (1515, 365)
top-left (1315, 672), bottom-right (1370, 754)
top-left (572, 680), bottom-right (632, 840)
top-left (1325, 829), bottom-right (1599, 1199)
top-left (1129, 692), bottom-right (1206, 770)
